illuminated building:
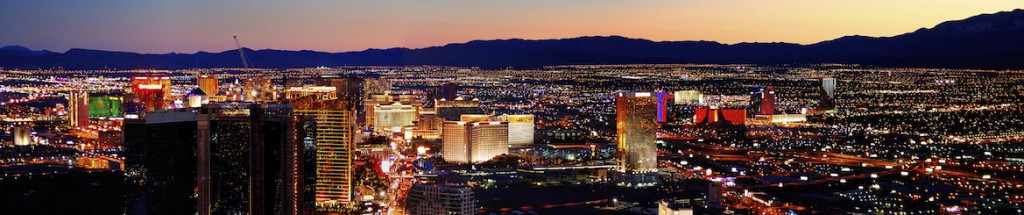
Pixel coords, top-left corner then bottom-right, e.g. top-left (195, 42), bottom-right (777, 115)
top-left (822, 77), bottom-right (837, 99)
top-left (134, 84), bottom-right (166, 113)
top-left (436, 97), bottom-right (481, 108)
top-left (767, 114), bottom-right (807, 123)
top-left (412, 110), bottom-right (443, 140)
top-left (655, 92), bottom-right (674, 123)
top-left (492, 114), bottom-right (535, 147)
top-left (196, 103), bottom-right (301, 215)
top-left (68, 90), bottom-right (89, 128)
top-left (658, 200), bottom-right (695, 215)
top-left (315, 76), bottom-right (362, 99)
top-left (186, 87), bottom-right (209, 108)
top-left (452, 113), bottom-right (533, 147)
top-left (615, 92), bottom-right (658, 187)
top-left (286, 86), bottom-right (338, 100)
top-left (241, 77), bottom-right (274, 101)
top-left (365, 93), bottom-right (419, 130)
top-left (749, 86), bottom-right (775, 115)
top-left (126, 77), bottom-right (171, 117)
top-left (761, 86), bottom-right (775, 115)
top-left (315, 75), bottom-right (366, 124)
top-left (820, 78), bottom-right (837, 109)
top-left (373, 101), bottom-right (418, 133)
top-left (406, 183), bottom-right (475, 215)
top-left (12, 120), bottom-right (32, 146)
top-left (131, 76), bottom-right (172, 101)
top-left (459, 114), bottom-right (492, 122)
top-left (442, 82), bottom-right (459, 100)
top-left (694, 108), bottom-right (746, 126)
top-left (88, 96), bottom-right (123, 118)
top-left (673, 90), bottom-right (703, 104)
top-left (197, 74), bottom-right (218, 96)
top-left (750, 86), bottom-right (776, 115)
top-left (442, 120), bottom-right (509, 164)
top-left (289, 95), bottom-right (356, 209)
top-left (124, 110), bottom-right (200, 215)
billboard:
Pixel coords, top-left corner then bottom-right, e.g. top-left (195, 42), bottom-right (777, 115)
top-left (89, 96), bottom-right (123, 118)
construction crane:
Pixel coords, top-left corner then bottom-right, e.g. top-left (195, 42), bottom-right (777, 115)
top-left (233, 34), bottom-right (250, 69)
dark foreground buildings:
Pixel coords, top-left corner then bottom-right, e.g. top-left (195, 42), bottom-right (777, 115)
top-left (124, 110), bottom-right (199, 215)
top-left (124, 103), bottom-right (305, 215)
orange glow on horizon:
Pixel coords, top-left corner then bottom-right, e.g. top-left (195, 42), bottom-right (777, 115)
top-left (0, 1), bottom-right (1020, 53)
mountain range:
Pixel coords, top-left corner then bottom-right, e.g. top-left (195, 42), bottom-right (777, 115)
top-left (3, 9), bottom-right (1024, 70)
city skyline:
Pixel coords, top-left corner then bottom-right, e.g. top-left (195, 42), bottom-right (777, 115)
top-left (4, 2), bottom-right (1024, 215)
top-left (0, 1), bottom-right (1020, 53)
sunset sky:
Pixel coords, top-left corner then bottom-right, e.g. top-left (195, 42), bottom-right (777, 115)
top-left (1, 1), bottom-right (1020, 53)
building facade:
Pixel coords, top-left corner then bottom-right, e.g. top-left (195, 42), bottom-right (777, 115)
top-left (197, 74), bottom-right (218, 96)
top-left (615, 92), bottom-right (658, 187)
top-left (196, 103), bottom-right (302, 215)
top-left (68, 91), bottom-right (90, 128)
top-left (290, 95), bottom-right (356, 209)
top-left (492, 114), bottom-right (535, 147)
top-left (365, 93), bottom-right (420, 132)
top-left (124, 110), bottom-right (200, 215)
top-left (442, 120), bottom-right (509, 163)
top-left (286, 86), bottom-right (338, 101)
top-left (406, 183), bottom-right (475, 215)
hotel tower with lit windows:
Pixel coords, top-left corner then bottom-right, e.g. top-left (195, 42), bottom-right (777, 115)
top-left (615, 92), bottom-right (659, 187)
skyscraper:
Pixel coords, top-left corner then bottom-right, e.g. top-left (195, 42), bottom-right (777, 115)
top-left (124, 110), bottom-right (200, 215)
top-left (405, 183), bottom-right (475, 215)
top-left (130, 76), bottom-right (172, 101)
top-left (820, 78), bottom-right (837, 110)
top-left (68, 91), bottom-right (89, 128)
top-left (822, 78), bottom-right (836, 99)
top-left (296, 116), bottom-right (319, 214)
top-left (761, 86), bottom-right (775, 115)
top-left (615, 92), bottom-right (658, 187)
top-left (492, 114), bottom-right (535, 147)
top-left (125, 104), bottom-right (311, 215)
top-left (196, 103), bottom-right (302, 215)
top-left (748, 86), bottom-right (775, 115)
top-left (442, 120), bottom-right (509, 164)
top-left (315, 76), bottom-right (366, 124)
top-left (289, 94), bottom-right (356, 209)
top-left (197, 75), bottom-right (218, 96)
top-left (126, 77), bottom-right (171, 117)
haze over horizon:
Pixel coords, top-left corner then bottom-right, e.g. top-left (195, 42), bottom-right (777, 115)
top-left (1, 1), bottom-right (1021, 54)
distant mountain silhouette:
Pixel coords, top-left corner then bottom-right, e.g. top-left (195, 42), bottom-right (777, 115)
top-left (3, 9), bottom-right (1024, 70)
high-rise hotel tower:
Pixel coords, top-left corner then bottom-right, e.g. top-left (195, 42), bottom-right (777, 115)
top-left (615, 92), bottom-right (659, 187)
